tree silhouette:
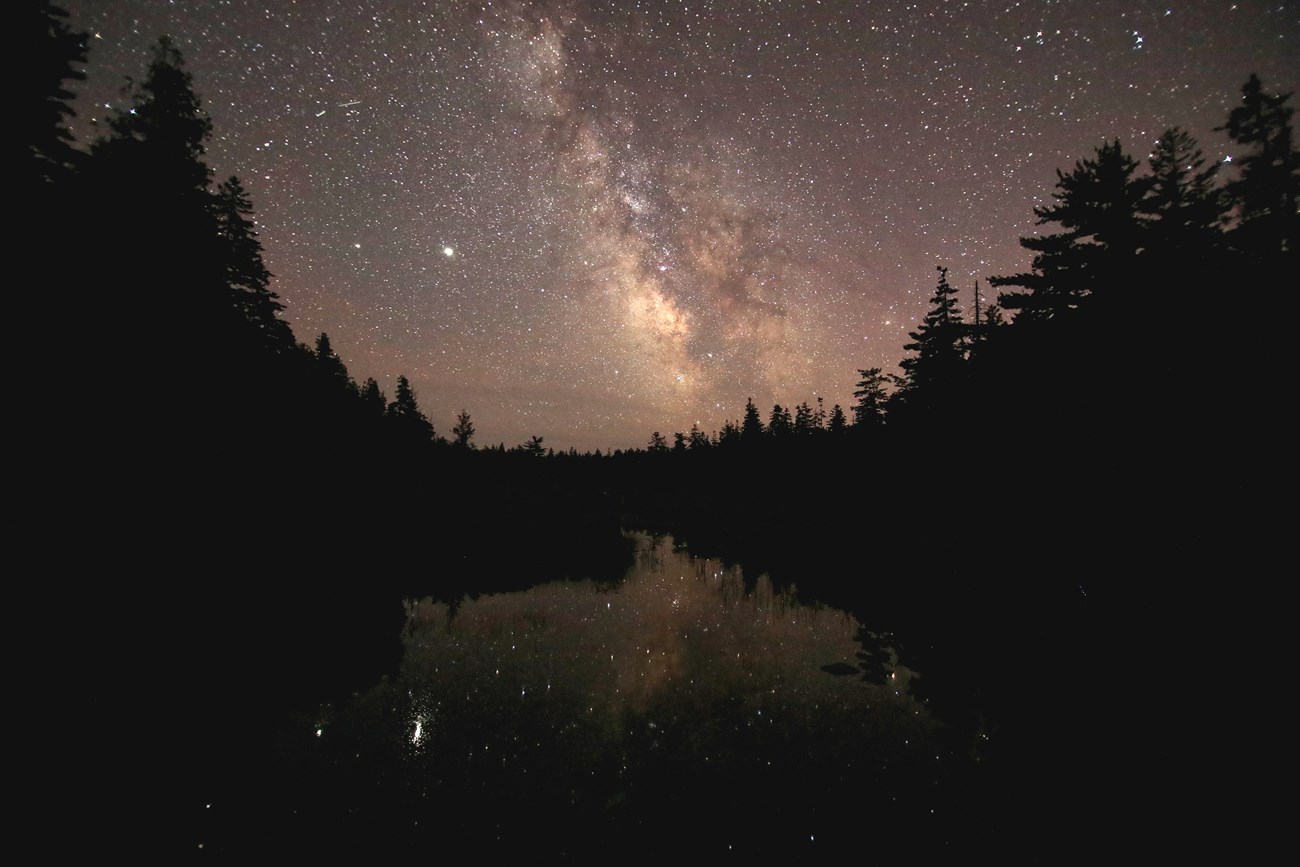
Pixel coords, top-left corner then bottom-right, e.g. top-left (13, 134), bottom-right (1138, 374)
top-left (523, 435), bottom-right (546, 457)
top-left (314, 333), bottom-right (352, 390)
top-left (452, 409), bottom-right (475, 448)
top-left (793, 401), bottom-right (818, 435)
top-left (852, 368), bottom-right (890, 428)
top-left (827, 404), bottom-right (848, 434)
top-left (360, 378), bottom-right (387, 417)
top-left (214, 176), bottom-right (293, 353)
top-left (26, 2), bottom-right (86, 185)
top-left (741, 398), bottom-right (764, 443)
top-left (992, 140), bottom-right (1149, 320)
top-left (1218, 75), bottom-right (1299, 258)
top-left (767, 404), bottom-right (793, 438)
top-left (96, 37), bottom-right (213, 195)
top-left (897, 267), bottom-right (966, 408)
top-left (688, 423), bottom-right (710, 450)
top-left (1143, 127), bottom-right (1224, 255)
top-left (388, 375), bottom-right (435, 444)
top-left (85, 37), bottom-right (228, 400)
top-left (647, 431), bottom-right (669, 452)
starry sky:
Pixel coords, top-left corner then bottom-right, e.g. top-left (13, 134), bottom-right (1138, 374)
top-left (61, 0), bottom-right (1297, 451)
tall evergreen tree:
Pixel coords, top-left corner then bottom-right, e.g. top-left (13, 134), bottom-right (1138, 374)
top-left (767, 404), bottom-right (793, 438)
top-left (314, 333), bottom-right (351, 390)
top-left (741, 398), bottom-right (764, 443)
top-left (360, 378), bottom-right (387, 417)
top-left (688, 423), bottom-right (710, 450)
top-left (793, 402), bottom-right (816, 435)
top-left (26, 2), bottom-right (86, 186)
top-left (827, 404), bottom-right (848, 435)
top-left (1218, 75), bottom-right (1299, 258)
top-left (214, 176), bottom-right (293, 353)
top-left (388, 375), bottom-right (435, 444)
top-left (86, 37), bottom-right (226, 372)
top-left (452, 409), bottom-right (475, 448)
top-left (992, 140), bottom-right (1149, 320)
top-left (1143, 127), bottom-right (1224, 254)
top-left (96, 37), bottom-right (213, 197)
top-left (852, 368), bottom-right (891, 428)
top-left (898, 267), bottom-right (966, 400)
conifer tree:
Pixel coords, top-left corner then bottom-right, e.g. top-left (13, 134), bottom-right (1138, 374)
top-left (741, 398), bottom-right (764, 443)
top-left (688, 423), bottom-right (710, 450)
top-left (361, 378), bottom-right (387, 417)
top-left (898, 267), bottom-right (966, 400)
top-left (96, 37), bottom-right (213, 197)
top-left (214, 176), bottom-right (293, 353)
top-left (793, 402), bottom-right (816, 435)
top-left (767, 404), bottom-right (793, 437)
top-left (827, 404), bottom-right (848, 435)
top-left (452, 409), bottom-right (475, 448)
top-left (852, 368), bottom-right (891, 427)
top-left (26, 2), bottom-right (87, 186)
top-left (1143, 127), bottom-right (1224, 254)
top-left (388, 375), bottom-right (435, 443)
top-left (88, 37), bottom-right (225, 363)
top-left (1218, 75), bottom-right (1299, 258)
top-left (314, 333), bottom-right (351, 389)
top-left (992, 140), bottom-right (1149, 320)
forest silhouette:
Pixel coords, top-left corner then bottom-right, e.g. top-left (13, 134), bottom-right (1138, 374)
top-left (29, 1), bottom-right (1295, 858)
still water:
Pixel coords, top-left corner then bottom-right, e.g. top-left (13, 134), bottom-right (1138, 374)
top-left (215, 534), bottom-right (986, 857)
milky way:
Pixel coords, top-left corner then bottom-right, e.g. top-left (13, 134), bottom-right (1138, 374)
top-left (62, 1), bottom-right (1297, 450)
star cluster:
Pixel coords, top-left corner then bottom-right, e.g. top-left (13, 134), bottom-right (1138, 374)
top-left (64, 0), bottom-right (1298, 450)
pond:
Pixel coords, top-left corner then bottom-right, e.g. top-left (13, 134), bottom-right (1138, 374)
top-left (192, 533), bottom-right (1008, 857)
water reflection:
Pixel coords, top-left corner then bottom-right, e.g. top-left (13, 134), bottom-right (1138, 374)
top-left (290, 534), bottom-right (956, 856)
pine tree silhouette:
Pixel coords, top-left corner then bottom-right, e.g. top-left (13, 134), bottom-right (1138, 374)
top-left (992, 140), bottom-right (1149, 320)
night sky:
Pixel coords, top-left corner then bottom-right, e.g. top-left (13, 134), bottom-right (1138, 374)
top-left (61, 1), bottom-right (1297, 451)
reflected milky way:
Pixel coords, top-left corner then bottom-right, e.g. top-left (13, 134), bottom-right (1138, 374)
top-left (62, 1), bottom-right (1297, 449)
top-left (398, 534), bottom-right (921, 725)
top-left (297, 536), bottom-right (945, 851)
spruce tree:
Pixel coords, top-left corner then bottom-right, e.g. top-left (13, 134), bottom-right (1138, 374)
top-left (388, 375), bottom-right (435, 444)
top-left (852, 368), bottom-right (891, 427)
top-left (87, 37), bottom-right (225, 372)
top-left (452, 409), bottom-right (475, 448)
top-left (827, 404), bottom-right (848, 435)
top-left (26, 2), bottom-right (87, 186)
top-left (767, 404), bottom-right (793, 437)
top-left (898, 267), bottom-right (966, 400)
top-left (1218, 75), bottom-right (1299, 258)
top-left (214, 176), bottom-right (293, 354)
top-left (992, 140), bottom-right (1149, 320)
top-left (741, 398), bottom-right (764, 443)
top-left (1143, 127), bottom-right (1224, 253)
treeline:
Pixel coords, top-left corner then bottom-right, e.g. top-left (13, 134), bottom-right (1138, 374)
top-left (619, 80), bottom-right (1295, 459)
top-left (27, 6), bottom-right (637, 726)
